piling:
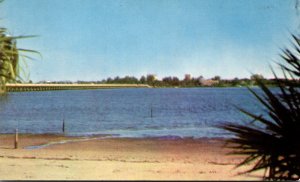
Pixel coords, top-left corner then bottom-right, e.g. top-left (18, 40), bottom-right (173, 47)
top-left (62, 119), bottom-right (65, 134)
top-left (14, 128), bottom-right (18, 149)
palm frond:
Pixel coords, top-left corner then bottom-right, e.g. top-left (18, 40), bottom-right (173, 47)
top-left (0, 27), bottom-right (40, 92)
top-left (218, 34), bottom-right (300, 180)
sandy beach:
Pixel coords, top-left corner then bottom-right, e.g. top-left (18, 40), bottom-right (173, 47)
top-left (0, 134), bottom-right (264, 180)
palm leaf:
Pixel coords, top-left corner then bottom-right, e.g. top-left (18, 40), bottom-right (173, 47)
top-left (0, 27), bottom-right (40, 92)
top-left (218, 34), bottom-right (300, 180)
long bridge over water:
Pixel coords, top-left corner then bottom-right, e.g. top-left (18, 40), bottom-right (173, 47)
top-left (6, 83), bottom-right (151, 92)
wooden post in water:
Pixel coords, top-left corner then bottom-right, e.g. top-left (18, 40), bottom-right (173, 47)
top-left (62, 119), bottom-right (65, 134)
top-left (14, 128), bottom-right (18, 149)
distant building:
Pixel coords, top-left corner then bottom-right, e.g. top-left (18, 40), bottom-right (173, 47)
top-left (199, 79), bottom-right (219, 86)
top-left (184, 74), bottom-right (191, 81)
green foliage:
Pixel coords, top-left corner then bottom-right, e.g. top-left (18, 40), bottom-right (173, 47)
top-left (219, 34), bottom-right (300, 180)
top-left (0, 28), bottom-right (39, 93)
top-left (0, 28), bottom-right (18, 92)
top-left (99, 75), bottom-right (273, 87)
top-left (0, 0), bottom-right (40, 93)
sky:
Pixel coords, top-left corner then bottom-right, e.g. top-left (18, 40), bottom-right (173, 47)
top-left (0, 0), bottom-right (299, 82)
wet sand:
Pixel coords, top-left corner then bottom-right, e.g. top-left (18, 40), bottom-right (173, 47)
top-left (0, 134), bottom-right (264, 180)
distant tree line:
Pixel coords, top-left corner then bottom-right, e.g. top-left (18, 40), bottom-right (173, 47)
top-left (34, 73), bottom-right (289, 88)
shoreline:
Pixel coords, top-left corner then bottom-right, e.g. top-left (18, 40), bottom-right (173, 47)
top-left (0, 134), bottom-right (264, 180)
top-left (0, 133), bottom-right (230, 149)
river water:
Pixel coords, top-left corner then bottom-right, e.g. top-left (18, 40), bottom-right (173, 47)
top-left (0, 87), bottom-right (265, 138)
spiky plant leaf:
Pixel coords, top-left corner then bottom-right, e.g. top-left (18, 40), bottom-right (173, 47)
top-left (0, 27), bottom-right (39, 92)
top-left (218, 34), bottom-right (300, 180)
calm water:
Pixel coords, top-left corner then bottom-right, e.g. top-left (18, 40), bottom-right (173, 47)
top-left (0, 88), bottom-right (265, 138)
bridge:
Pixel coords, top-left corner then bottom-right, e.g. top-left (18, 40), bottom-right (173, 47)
top-left (6, 83), bottom-right (151, 92)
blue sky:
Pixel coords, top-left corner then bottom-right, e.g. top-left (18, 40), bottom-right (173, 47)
top-left (0, 0), bottom-right (299, 82)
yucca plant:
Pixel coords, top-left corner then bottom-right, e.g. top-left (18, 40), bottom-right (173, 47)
top-left (0, 27), bottom-right (18, 92)
top-left (0, 0), bottom-right (39, 93)
top-left (219, 34), bottom-right (300, 180)
top-left (0, 27), bottom-right (39, 93)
